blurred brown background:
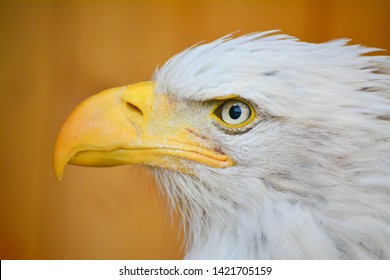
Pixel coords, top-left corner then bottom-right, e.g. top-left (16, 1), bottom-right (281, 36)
top-left (0, 0), bottom-right (389, 259)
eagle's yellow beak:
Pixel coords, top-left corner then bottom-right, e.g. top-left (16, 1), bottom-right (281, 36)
top-left (53, 81), bottom-right (233, 180)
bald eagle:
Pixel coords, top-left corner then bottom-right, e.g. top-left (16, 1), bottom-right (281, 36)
top-left (54, 31), bottom-right (390, 259)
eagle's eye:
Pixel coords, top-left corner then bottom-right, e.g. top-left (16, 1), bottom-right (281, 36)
top-left (210, 98), bottom-right (256, 130)
top-left (221, 100), bottom-right (251, 124)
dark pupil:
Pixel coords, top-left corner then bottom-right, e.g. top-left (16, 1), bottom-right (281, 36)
top-left (229, 105), bottom-right (242, 119)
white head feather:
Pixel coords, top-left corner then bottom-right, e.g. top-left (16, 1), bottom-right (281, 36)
top-left (152, 31), bottom-right (390, 259)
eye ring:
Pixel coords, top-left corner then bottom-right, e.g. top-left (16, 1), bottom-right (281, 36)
top-left (210, 97), bottom-right (256, 130)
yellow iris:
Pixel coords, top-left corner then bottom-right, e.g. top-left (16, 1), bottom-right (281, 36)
top-left (210, 95), bottom-right (256, 130)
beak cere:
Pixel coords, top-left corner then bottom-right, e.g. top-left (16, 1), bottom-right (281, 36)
top-left (53, 81), bottom-right (233, 180)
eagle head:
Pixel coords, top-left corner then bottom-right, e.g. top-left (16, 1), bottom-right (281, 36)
top-left (53, 31), bottom-right (390, 259)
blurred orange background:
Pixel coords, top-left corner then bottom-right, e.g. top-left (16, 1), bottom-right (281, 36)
top-left (0, 0), bottom-right (389, 259)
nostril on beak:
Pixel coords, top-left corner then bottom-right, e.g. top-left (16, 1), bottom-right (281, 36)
top-left (126, 102), bottom-right (144, 116)
top-left (120, 82), bottom-right (154, 120)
